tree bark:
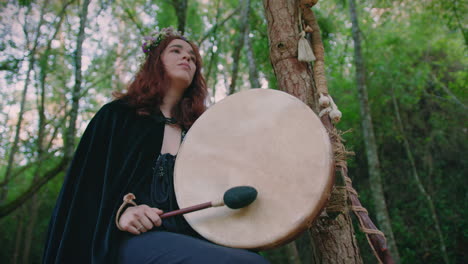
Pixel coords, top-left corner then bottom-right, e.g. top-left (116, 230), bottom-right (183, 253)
top-left (228, 0), bottom-right (251, 95)
top-left (310, 212), bottom-right (362, 264)
top-left (262, 0), bottom-right (316, 109)
top-left (263, 1), bottom-right (362, 263)
top-left (391, 90), bottom-right (449, 264)
top-left (348, 0), bottom-right (400, 262)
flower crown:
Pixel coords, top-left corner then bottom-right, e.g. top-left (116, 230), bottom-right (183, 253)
top-left (141, 26), bottom-right (187, 54)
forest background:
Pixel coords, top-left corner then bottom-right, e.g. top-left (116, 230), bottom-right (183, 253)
top-left (0, 0), bottom-right (466, 263)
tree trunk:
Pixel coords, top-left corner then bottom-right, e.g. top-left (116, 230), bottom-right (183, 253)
top-left (262, 0), bottom-right (317, 109)
top-left (244, 24), bottom-right (261, 88)
top-left (310, 212), bottom-right (362, 263)
top-left (228, 0), bottom-right (251, 95)
top-left (348, 0), bottom-right (400, 262)
top-left (285, 241), bottom-right (302, 264)
top-left (20, 17), bottom-right (57, 260)
top-left (1, 2), bottom-right (48, 202)
top-left (65, 0), bottom-right (91, 158)
top-left (206, 46), bottom-right (219, 91)
top-left (391, 90), bottom-right (449, 264)
top-left (204, 0), bottom-right (221, 98)
top-left (262, 1), bottom-right (362, 263)
top-left (21, 196), bottom-right (41, 264)
top-left (12, 212), bottom-right (24, 264)
top-left (172, 0), bottom-right (188, 34)
top-left (206, 47), bottom-right (219, 106)
top-left (114, 19), bottom-right (126, 91)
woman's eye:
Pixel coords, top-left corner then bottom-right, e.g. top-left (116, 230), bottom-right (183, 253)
top-left (172, 49), bottom-right (180, 53)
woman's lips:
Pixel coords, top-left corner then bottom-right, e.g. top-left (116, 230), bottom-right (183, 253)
top-left (178, 63), bottom-right (191, 70)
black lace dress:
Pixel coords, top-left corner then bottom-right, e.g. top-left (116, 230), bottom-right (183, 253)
top-left (140, 129), bottom-right (201, 237)
top-left (118, 124), bottom-right (269, 264)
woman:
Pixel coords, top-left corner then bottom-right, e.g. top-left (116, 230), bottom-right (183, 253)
top-left (42, 27), bottom-right (269, 264)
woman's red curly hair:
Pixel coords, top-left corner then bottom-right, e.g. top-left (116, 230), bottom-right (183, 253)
top-left (113, 35), bottom-right (207, 130)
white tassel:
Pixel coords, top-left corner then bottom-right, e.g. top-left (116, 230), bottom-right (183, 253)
top-left (328, 95), bottom-right (342, 123)
top-left (329, 109), bottom-right (342, 123)
top-left (319, 93), bottom-right (330, 107)
top-left (298, 31), bottom-right (316, 62)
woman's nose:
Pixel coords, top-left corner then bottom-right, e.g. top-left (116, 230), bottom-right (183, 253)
top-left (181, 51), bottom-right (191, 61)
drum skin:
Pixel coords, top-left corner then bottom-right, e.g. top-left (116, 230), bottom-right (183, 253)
top-left (174, 88), bottom-right (334, 250)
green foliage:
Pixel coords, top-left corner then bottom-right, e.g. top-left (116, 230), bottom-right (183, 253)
top-left (320, 0), bottom-right (467, 263)
top-left (18, 0), bottom-right (33, 7)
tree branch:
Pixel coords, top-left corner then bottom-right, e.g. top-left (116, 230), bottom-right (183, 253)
top-left (0, 157), bottom-right (70, 218)
top-left (197, 7), bottom-right (241, 46)
top-left (431, 73), bottom-right (467, 109)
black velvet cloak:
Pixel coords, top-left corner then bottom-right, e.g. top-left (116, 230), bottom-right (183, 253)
top-left (42, 99), bottom-right (170, 263)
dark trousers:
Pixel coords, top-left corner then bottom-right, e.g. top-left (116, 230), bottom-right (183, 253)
top-left (118, 231), bottom-right (270, 264)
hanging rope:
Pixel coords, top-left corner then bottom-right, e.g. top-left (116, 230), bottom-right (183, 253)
top-left (300, 5), bottom-right (394, 264)
top-left (297, 3), bottom-right (342, 123)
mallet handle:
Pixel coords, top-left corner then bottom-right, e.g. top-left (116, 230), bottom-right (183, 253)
top-left (160, 202), bottom-right (212, 219)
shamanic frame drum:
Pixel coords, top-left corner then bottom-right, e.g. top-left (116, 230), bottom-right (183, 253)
top-left (174, 88), bottom-right (334, 250)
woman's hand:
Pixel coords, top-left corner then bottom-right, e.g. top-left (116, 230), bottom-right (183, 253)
top-left (118, 204), bottom-right (163, 235)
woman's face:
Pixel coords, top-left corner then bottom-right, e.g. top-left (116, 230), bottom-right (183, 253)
top-left (161, 39), bottom-right (197, 89)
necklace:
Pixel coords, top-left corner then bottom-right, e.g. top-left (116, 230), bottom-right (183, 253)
top-left (162, 116), bottom-right (178, 124)
top-left (161, 116), bottom-right (178, 124)
top-left (151, 113), bottom-right (178, 125)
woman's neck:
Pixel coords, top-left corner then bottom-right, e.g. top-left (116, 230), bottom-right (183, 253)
top-left (160, 85), bottom-right (184, 117)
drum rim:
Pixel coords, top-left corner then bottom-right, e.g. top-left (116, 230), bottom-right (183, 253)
top-left (174, 88), bottom-right (335, 250)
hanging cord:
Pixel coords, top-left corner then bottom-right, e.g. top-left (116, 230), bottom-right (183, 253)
top-left (301, 6), bottom-right (394, 264)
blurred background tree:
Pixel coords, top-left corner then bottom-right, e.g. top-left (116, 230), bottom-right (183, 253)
top-left (0, 0), bottom-right (465, 263)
